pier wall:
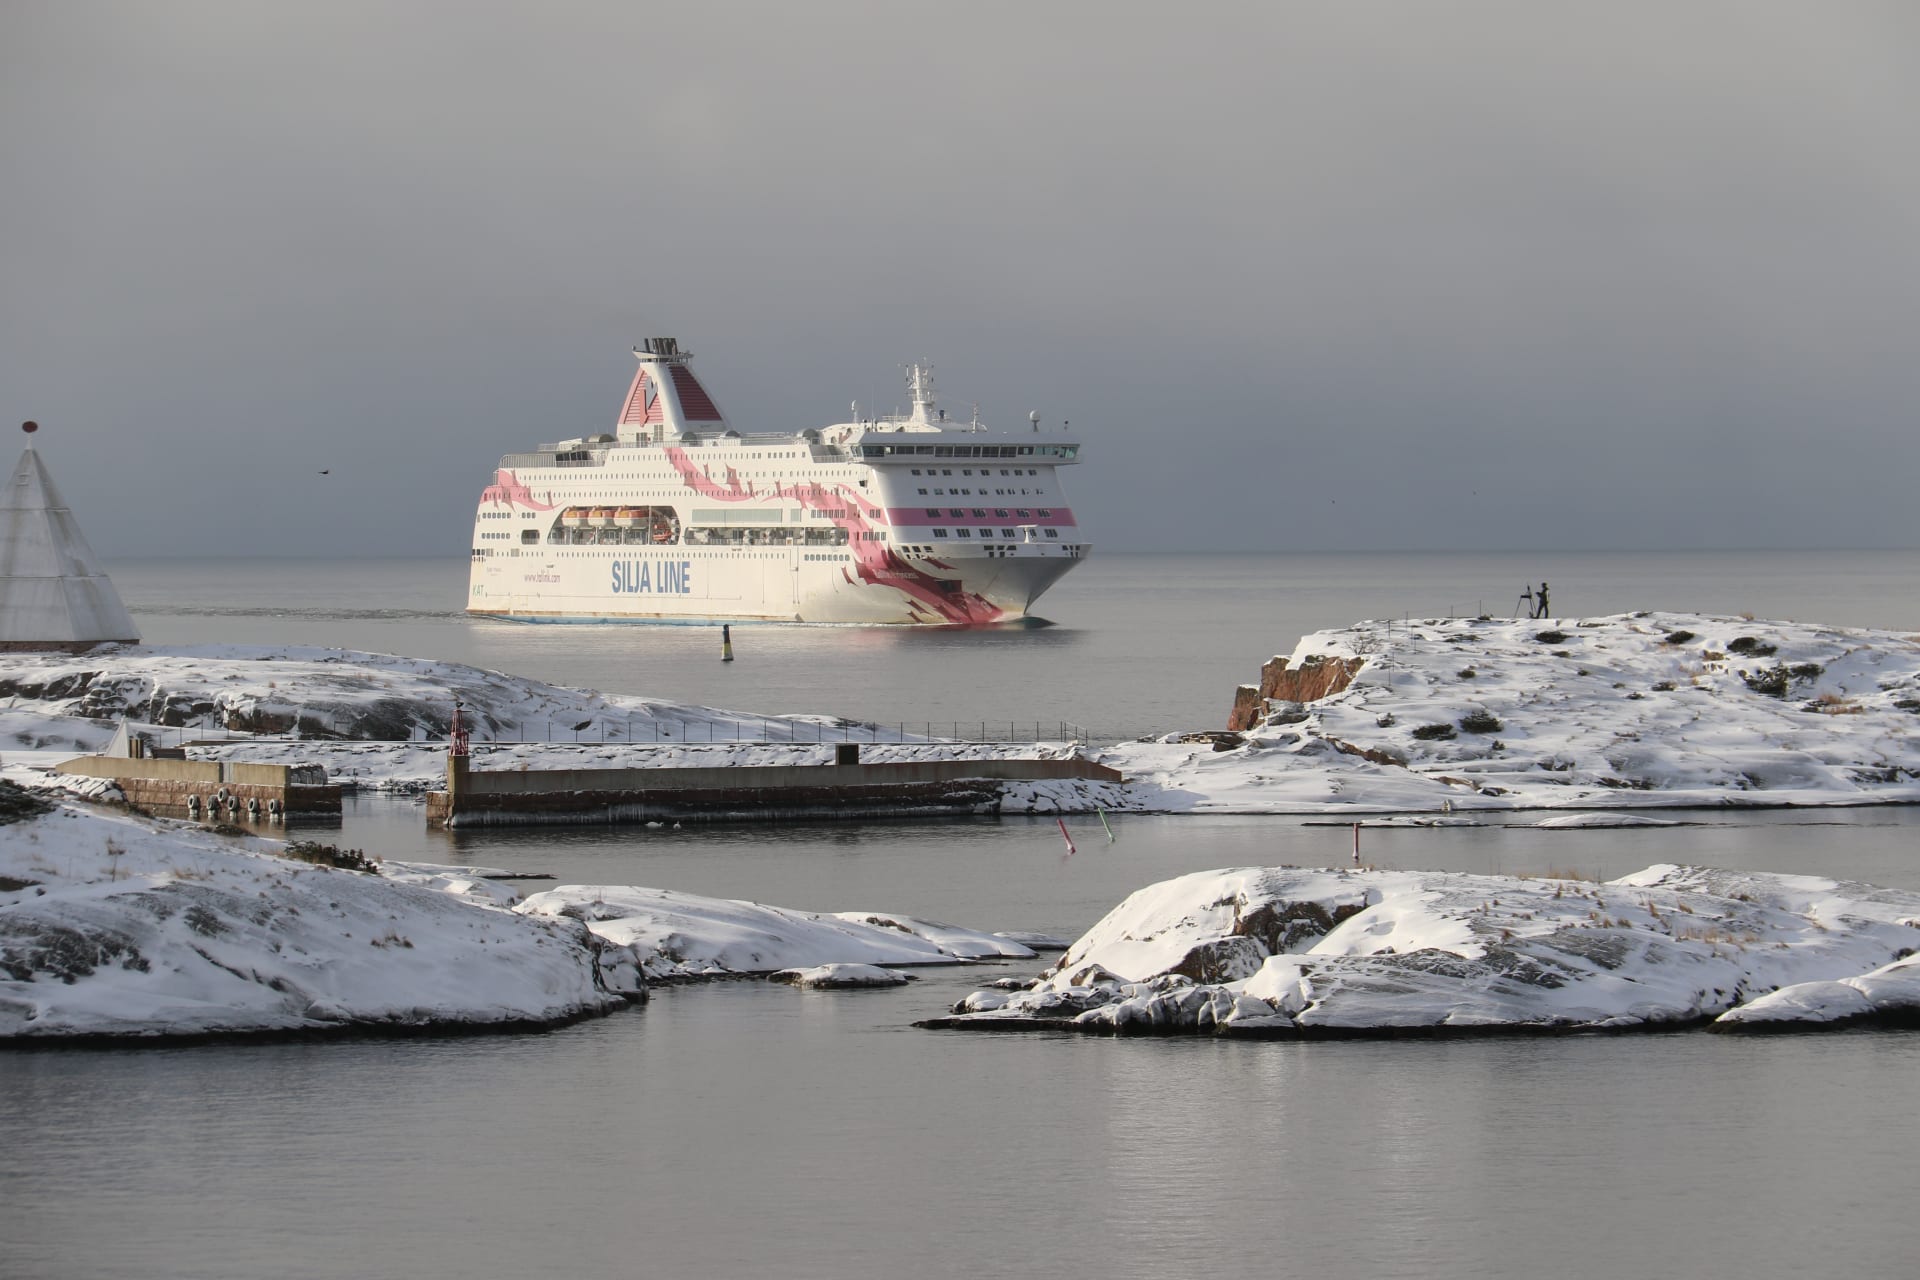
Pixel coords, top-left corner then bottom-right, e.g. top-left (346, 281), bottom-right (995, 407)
top-left (53, 755), bottom-right (342, 817)
top-left (428, 756), bottom-right (1123, 827)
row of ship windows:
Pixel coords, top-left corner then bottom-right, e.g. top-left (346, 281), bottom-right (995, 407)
top-left (925, 528), bottom-right (1061, 539)
top-left (485, 508), bottom-right (1071, 540)
top-left (517, 525), bottom-right (858, 547)
top-left (474, 549), bottom-right (852, 560)
top-left (859, 444), bottom-right (1073, 459)
top-left (903, 542), bottom-right (1082, 557)
top-left (480, 528), bottom-right (854, 552)
top-left (911, 468), bottom-right (1041, 478)
top-left (919, 488), bottom-right (1045, 497)
top-left (548, 459), bottom-right (834, 481)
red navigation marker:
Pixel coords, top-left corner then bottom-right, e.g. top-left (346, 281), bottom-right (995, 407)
top-left (21, 421), bottom-right (38, 433)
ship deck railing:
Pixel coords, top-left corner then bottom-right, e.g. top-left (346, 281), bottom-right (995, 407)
top-left (499, 437), bottom-right (858, 471)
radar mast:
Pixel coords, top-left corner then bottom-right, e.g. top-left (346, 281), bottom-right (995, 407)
top-left (905, 361), bottom-right (937, 425)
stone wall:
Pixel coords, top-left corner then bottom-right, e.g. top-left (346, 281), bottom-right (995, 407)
top-left (52, 754), bottom-right (341, 817)
top-left (110, 777), bottom-right (342, 818)
top-left (57, 756), bottom-right (223, 784)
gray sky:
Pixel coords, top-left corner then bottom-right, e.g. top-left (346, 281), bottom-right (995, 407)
top-left (5, 2), bottom-right (1919, 557)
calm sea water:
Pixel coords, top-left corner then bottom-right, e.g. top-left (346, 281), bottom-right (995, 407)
top-left (6, 551), bottom-right (1920, 1279)
top-left (102, 549), bottom-right (1920, 739)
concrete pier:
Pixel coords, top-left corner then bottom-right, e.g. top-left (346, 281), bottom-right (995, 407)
top-left (426, 753), bottom-right (1123, 826)
top-left (54, 755), bottom-right (342, 818)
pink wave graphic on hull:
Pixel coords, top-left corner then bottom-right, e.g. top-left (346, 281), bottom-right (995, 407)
top-left (478, 469), bottom-right (556, 511)
top-left (664, 447), bottom-right (1006, 624)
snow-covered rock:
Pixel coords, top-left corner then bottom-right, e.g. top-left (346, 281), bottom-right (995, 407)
top-left (1529, 813), bottom-right (1683, 828)
top-left (924, 863), bottom-right (1920, 1036)
top-left (514, 886), bottom-right (1034, 981)
top-left (1715, 953), bottom-right (1920, 1029)
top-left (0, 786), bottom-right (625, 1039)
top-left (0, 642), bottom-right (907, 755)
top-left (830, 911), bottom-right (1038, 961)
top-left (992, 930), bottom-right (1071, 951)
top-left (770, 964), bottom-right (917, 988)
top-left (1101, 611), bottom-right (1920, 812)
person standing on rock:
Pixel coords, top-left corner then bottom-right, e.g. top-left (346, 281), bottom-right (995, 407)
top-left (1534, 582), bottom-right (1551, 618)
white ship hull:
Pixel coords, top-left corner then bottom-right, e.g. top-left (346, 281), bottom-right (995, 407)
top-left (471, 541), bottom-right (1080, 625)
top-left (467, 344), bottom-right (1090, 625)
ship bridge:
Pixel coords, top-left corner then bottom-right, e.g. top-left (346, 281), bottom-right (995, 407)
top-left (820, 363), bottom-right (1083, 463)
top-left (848, 437), bottom-right (1080, 463)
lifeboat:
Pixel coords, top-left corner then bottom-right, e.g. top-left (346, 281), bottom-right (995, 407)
top-left (590, 506), bottom-right (619, 527)
top-left (560, 507), bottom-right (590, 528)
top-left (614, 506), bottom-right (645, 528)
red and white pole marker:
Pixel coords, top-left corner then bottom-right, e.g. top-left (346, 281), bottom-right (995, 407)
top-left (1057, 816), bottom-right (1077, 857)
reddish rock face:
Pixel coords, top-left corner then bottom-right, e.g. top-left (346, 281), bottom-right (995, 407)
top-left (1226, 654), bottom-right (1367, 730)
top-left (1228, 685), bottom-right (1264, 731)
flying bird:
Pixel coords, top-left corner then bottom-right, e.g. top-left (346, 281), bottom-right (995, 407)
top-left (318, 469), bottom-right (330, 475)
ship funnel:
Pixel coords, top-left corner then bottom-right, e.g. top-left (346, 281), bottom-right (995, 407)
top-left (617, 338), bottom-right (728, 440)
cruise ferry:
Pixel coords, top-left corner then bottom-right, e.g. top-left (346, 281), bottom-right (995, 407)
top-left (466, 340), bottom-right (1090, 624)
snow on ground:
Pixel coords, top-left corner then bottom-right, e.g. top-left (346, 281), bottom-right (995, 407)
top-left (0, 642), bottom-right (909, 751)
top-left (0, 707), bottom-right (120, 756)
top-left (1098, 611), bottom-right (1920, 812)
top-left (6, 612), bottom-right (1920, 815)
top-left (514, 886), bottom-right (1035, 981)
top-left (927, 863), bottom-right (1920, 1036)
top-left (2, 785), bottom-right (1041, 1038)
top-left (0, 788), bottom-right (625, 1040)
top-left (374, 860), bottom-right (525, 908)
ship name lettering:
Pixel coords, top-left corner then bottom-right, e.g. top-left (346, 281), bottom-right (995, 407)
top-left (610, 559), bottom-right (693, 595)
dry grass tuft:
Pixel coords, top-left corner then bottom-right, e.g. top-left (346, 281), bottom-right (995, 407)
top-left (281, 840), bottom-right (378, 874)
top-left (1812, 691), bottom-right (1865, 715)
